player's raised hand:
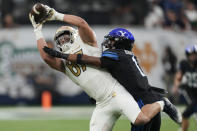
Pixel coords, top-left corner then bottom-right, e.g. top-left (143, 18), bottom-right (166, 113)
top-left (29, 13), bottom-right (42, 32)
top-left (29, 3), bottom-right (52, 26)
top-left (37, 4), bottom-right (64, 22)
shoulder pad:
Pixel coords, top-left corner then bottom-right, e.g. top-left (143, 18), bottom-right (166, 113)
top-left (102, 51), bottom-right (119, 60)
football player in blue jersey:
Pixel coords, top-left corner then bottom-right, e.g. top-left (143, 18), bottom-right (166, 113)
top-left (173, 44), bottom-right (197, 131)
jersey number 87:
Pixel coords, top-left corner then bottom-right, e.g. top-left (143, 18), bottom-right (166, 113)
top-left (66, 49), bottom-right (86, 77)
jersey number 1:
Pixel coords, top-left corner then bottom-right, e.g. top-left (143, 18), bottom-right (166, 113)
top-left (132, 55), bottom-right (146, 77)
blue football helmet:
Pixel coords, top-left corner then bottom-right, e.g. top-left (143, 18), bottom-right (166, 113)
top-left (185, 44), bottom-right (197, 56)
top-left (102, 28), bottom-right (135, 51)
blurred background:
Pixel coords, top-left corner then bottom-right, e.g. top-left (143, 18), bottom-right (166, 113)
top-left (0, 0), bottom-right (197, 130)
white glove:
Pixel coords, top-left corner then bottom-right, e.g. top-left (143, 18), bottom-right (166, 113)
top-left (43, 5), bottom-right (64, 21)
top-left (29, 13), bottom-right (43, 40)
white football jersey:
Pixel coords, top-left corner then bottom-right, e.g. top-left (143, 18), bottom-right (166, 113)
top-left (63, 34), bottom-right (117, 102)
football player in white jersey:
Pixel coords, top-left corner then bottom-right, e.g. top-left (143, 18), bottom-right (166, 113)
top-left (29, 4), bottom-right (167, 131)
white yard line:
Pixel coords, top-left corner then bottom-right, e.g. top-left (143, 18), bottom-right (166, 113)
top-left (0, 106), bottom-right (186, 120)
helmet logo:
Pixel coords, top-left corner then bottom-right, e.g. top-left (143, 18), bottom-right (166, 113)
top-left (118, 31), bottom-right (126, 37)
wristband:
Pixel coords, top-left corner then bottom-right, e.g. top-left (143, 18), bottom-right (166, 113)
top-left (34, 30), bottom-right (43, 40)
top-left (55, 12), bottom-right (64, 21)
top-left (77, 54), bottom-right (82, 64)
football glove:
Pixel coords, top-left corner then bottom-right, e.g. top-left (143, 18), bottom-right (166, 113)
top-left (40, 4), bottom-right (64, 22)
top-left (30, 3), bottom-right (53, 25)
top-left (29, 13), bottom-right (42, 32)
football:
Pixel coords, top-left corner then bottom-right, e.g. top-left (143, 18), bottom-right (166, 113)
top-left (30, 3), bottom-right (48, 24)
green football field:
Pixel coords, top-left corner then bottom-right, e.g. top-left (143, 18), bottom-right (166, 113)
top-left (0, 106), bottom-right (196, 131)
top-left (0, 118), bottom-right (196, 131)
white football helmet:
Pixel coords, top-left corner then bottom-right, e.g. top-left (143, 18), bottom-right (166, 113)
top-left (54, 26), bottom-right (78, 52)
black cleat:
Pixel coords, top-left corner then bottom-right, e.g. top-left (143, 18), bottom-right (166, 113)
top-left (163, 97), bottom-right (182, 124)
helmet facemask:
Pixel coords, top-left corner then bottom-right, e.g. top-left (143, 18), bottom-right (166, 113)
top-left (102, 36), bottom-right (116, 51)
top-left (54, 30), bottom-right (74, 52)
top-left (102, 35), bottom-right (134, 52)
top-left (54, 25), bottom-right (79, 52)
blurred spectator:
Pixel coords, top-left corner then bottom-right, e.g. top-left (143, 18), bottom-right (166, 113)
top-left (3, 14), bottom-right (17, 28)
top-left (29, 64), bottom-right (60, 105)
top-left (161, 0), bottom-right (183, 15)
top-left (1, 0), bottom-right (17, 28)
top-left (188, 0), bottom-right (197, 7)
top-left (162, 46), bottom-right (177, 103)
top-left (131, 0), bottom-right (150, 25)
top-left (160, 0), bottom-right (191, 31)
top-left (1, 0), bottom-right (14, 15)
top-left (163, 9), bottom-right (191, 31)
top-left (110, 0), bottom-right (134, 25)
top-left (110, 0), bottom-right (149, 25)
top-left (0, 0), bottom-right (153, 26)
top-left (1, 0), bottom-right (197, 28)
top-left (185, 1), bottom-right (197, 31)
top-left (145, 0), bottom-right (164, 28)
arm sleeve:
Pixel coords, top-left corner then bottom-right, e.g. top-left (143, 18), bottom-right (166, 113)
top-left (100, 51), bottom-right (119, 68)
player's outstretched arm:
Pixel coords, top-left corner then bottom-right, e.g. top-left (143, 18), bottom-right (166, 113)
top-left (41, 4), bottom-right (97, 47)
top-left (43, 46), bottom-right (101, 67)
top-left (29, 14), bottom-right (65, 72)
top-left (63, 14), bottom-right (97, 47)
